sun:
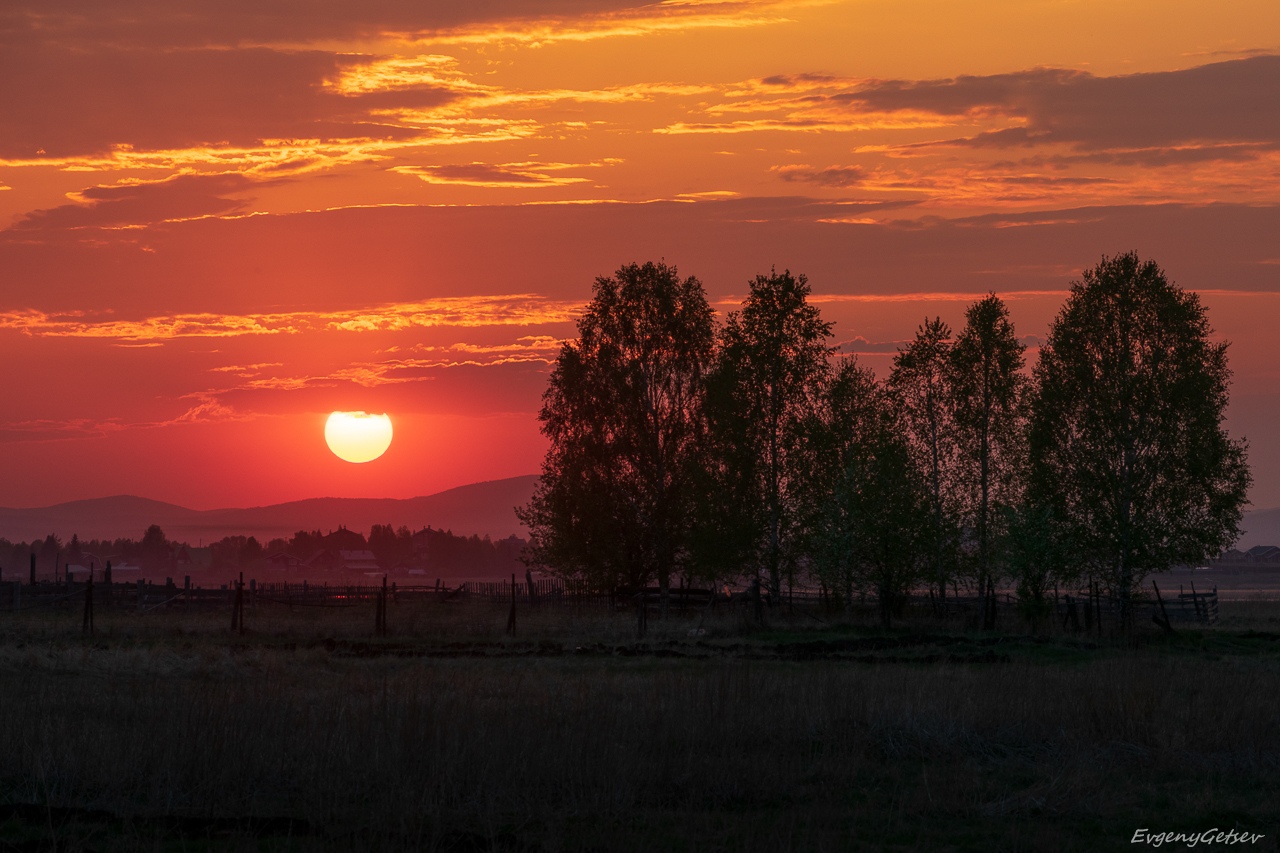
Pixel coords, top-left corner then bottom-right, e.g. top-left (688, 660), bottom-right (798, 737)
top-left (325, 411), bottom-right (393, 463)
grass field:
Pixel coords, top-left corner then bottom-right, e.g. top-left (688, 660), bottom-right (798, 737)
top-left (1, 598), bottom-right (1278, 852)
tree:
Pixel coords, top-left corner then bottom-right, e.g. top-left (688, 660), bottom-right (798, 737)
top-left (889, 317), bottom-right (959, 610)
top-left (1029, 253), bottom-right (1251, 629)
top-left (948, 294), bottom-right (1027, 629)
top-left (140, 524), bottom-right (171, 570)
top-left (998, 500), bottom-right (1072, 633)
top-left (802, 358), bottom-right (931, 627)
top-left (519, 261), bottom-right (715, 600)
top-left (710, 269), bottom-right (833, 600)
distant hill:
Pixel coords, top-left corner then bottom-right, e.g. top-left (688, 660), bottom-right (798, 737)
top-left (0, 475), bottom-right (539, 545)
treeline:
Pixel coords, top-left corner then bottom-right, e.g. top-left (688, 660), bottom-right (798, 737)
top-left (520, 254), bottom-right (1251, 628)
top-left (1, 525), bottom-right (174, 575)
top-left (2, 523), bottom-right (528, 575)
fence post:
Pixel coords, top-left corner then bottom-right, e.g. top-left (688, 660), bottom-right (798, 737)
top-left (231, 572), bottom-right (245, 634)
top-left (137, 578), bottom-right (145, 613)
top-left (375, 575), bottom-right (388, 636)
top-left (1152, 581), bottom-right (1174, 635)
top-left (83, 572), bottom-right (94, 636)
top-left (506, 572), bottom-right (517, 635)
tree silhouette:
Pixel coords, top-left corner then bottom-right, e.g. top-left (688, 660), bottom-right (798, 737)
top-left (140, 524), bottom-right (171, 570)
top-left (803, 358), bottom-right (930, 627)
top-left (519, 261), bottom-right (715, 598)
top-left (948, 295), bottom-right (1027, 629)
top-left (1029, 253), bottom-right (1251, 629)
top-left (889, 317), bottom-right (959, 610)
top-left (710, 269), bottom-right (832, 600)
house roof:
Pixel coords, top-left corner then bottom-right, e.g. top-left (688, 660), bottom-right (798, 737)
top-left (1246, 545), bottom-right (1280, 559)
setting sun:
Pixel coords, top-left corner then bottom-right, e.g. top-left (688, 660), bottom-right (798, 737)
top-left (324, 411), bottom-right (393, 463)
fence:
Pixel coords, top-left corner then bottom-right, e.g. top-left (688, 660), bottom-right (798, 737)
top-left (0, 575), bottom-right (1223, 633)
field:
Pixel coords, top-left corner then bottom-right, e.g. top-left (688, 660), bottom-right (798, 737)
top-left (1, 593), bottom-right (1278, 852)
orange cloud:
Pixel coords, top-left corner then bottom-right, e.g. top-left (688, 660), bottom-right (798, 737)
top-left (0, 295), bottom-right (584, 342)
top-left (393, 161), bottom-right (613, 188)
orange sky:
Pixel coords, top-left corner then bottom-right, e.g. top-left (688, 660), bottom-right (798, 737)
top-left (2, 0), bottom-right (1279, 510)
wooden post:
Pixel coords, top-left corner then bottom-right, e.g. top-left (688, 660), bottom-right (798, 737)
top-left (231, 572), bottom-right (245, 634)
top-left (1189, 579), bottom-right (1204, 622)
top-left (506, 572), bottom-right (517, 635)
top-left (525, 569), bottom-right (536, 605)
top-left (375, 575), bottom-right (388, 636)
top-left (1152, 581), bottom-right (1174, 635)
top-left (82, 571), bottom-right (94, 636)
top-left (137, 578), bottom-right (145, 613)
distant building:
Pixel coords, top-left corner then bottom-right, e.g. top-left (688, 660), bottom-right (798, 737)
top-left (1212, 546), bottom-right (1280, 568)
top-left (321, 526), bottom-right (367, 551)
top-left (302, 548), bottom-right (381, 573)
top-left (337, 550), bottom-right (381, 572)
top-left (1246, 545), bottom-right (1280, 564)
top-left (266, 551), bottom-right (305, 571)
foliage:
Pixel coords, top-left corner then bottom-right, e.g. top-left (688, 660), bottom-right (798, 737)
top-left (947, 294), bottom-right (1028, 627)
top-left (803, 358), bottom-right (931, 627)
top-left (1029, 252), bottom-right (1251, 627)
top-left (705, 269), bottom-right (833, 597)
top-left (519, 261), bottom-right (716, 593)
top-left (998, 500), bottom-right (1073, 632)
top-left (889, 317), bottom-right (960, 606)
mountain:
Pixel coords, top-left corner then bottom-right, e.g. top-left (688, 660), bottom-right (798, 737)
top-left (0, 475), bottom-right (539, 545)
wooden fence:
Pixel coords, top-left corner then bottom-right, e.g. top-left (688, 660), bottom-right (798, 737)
top-left (0, 576), bottom-right (1223, 631)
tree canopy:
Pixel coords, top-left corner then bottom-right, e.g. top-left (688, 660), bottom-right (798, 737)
top-left (1029, 252), bottom-right (1251, 626)
top-left (519, 261), bottom-right (715, 593)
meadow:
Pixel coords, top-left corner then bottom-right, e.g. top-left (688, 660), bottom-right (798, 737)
top-left (1, 595), bottom-right (1278, 852)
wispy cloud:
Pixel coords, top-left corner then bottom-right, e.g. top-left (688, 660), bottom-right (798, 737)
top-left (772, 164), bottom-right (866, 187)
top-left (393, 160), bottom-right (616, 188)
top-left (0, 295), bottom-right (584, 342)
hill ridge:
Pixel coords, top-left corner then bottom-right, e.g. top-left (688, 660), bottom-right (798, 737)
top-left (0, 475), bottom-right (538, 544)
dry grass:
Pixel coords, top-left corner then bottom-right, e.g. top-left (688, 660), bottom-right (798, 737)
top-left (0, 601), bottom-right (1278, 851)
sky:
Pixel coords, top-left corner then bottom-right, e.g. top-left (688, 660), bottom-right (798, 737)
top-left (2, 0), bottom-right (1279, 511)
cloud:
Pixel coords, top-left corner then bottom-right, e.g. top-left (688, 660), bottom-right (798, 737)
top-left (12, 173), bottom-right (269, 230)
top-left (393, 161), bottom-right (600, 188)
top-left (0, 46), bottom-right (393, 158)
top-left (0, 294), bottom-right (585, 342)
top-left (0, 1), bottom-right (663, 50)
top-left (773, 164), bottom-right (866, 188)
top-left (846, 55), bottom-right (1280, 152)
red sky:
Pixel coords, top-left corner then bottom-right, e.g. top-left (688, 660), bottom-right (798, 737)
top-left (2, 1), bottom-right (1278, 510)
